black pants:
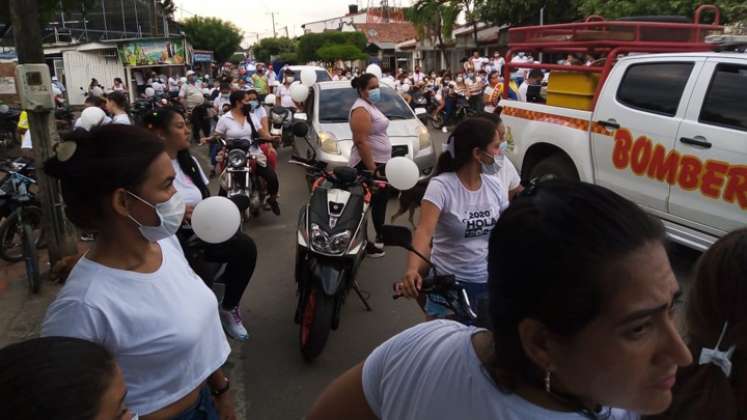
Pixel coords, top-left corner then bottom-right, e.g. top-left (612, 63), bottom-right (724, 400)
top-left (181, 231), bottom-right (257, 310)
top-left (190, 112), bottom-right (211, 143)
top-left (355, 162), bottom-right (389, 239)
top-left (255, 164), bottom-right (279, 196)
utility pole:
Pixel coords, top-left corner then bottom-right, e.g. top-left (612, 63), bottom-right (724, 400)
top-left (9, 0), bottom-right (78, 266)
top-left (267, 12), bottom-right (277, 38)
top-left (283, 26), bottom-right (289, 38)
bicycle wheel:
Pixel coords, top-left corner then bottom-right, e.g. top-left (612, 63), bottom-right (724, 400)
top-left (22, 224), bottom-right (41, 294)
top-left (0, 206), bottom-right (43, 262)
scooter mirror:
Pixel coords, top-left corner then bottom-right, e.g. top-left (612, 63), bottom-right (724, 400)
top-left (380, 225), bottom-right (413, 249)
top-left (292, 120), bottom-right (309, 138)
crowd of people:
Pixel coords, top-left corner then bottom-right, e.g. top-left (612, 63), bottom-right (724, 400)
top-left (1, 64), bottom-right (744, 420)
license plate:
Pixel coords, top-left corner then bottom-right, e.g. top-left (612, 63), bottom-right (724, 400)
top-left (414, 107), bottom-right (427, 115)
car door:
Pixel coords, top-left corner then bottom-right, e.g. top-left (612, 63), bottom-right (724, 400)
top-left (669, 58), bottom-right (747, 235)
top-left (591, 57), bottom-right (704, 213)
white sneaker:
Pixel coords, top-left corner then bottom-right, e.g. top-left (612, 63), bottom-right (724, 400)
top-left (219, 307), bottom-right (250, 342)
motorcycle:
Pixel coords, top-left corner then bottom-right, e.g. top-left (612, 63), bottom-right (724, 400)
top-left (269, 106), bottom-right (294, 148)
top-left (215, 136), bottom-right (274, 220)
top-left (0, 158), bottom-right (46, 266)
top-left (410, 86), bottom-right (431, 125)
top-left (382, 224), bottom-right (486, 327)
top-left (290, 121), bottom-right (383, 361)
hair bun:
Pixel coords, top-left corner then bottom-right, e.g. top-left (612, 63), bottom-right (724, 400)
top-left (350, 77), bottom-right (359, 89)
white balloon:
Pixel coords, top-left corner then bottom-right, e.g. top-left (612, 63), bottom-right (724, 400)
top-left (290, 83), bottom-right (309, 103)
top-left (91, 86), bottom-right (104, 97)
top-left (264, 94), bottom-right (276, 106)
top-left (144, 87), bottom-right (155, 97)
top-left (385, 157), bottom-right (419, 191)
top-left (191, 196), bottom-right (241, 244)
top-left (78, 107), bottom-right (106, 131)
top-left (365, 64), bottom-right (382, 79)
top-left (300, 68), bottom-right (317, 86)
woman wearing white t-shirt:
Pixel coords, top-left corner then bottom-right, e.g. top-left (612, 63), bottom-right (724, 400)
top-left (477, 112), bottom-right (524, 201)
top-left (275, 69), bottom-right (299, 111)
top-left (41, 125), bottom-right (236, 419)
top-left (309, 181), bottom-right (692, 420)
top-left (145, 108), bottom-right (258, 342)
top-left (105, 91), bottom-right (132, 125)
top-left (396, 118), bottom-right (508, 317)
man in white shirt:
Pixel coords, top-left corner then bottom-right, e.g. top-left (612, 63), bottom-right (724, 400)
top-left (492, 52), bottom-right (505, 76)
top-left (168, 75), bottom-right (180, 98)
top-left (412, 66), bottom-right (425, 84)
top-left (518, 69), bottom-right (544, 103)
top-left (179, 70), bottom-right (205, 111)
top-left (212, 82), bottom-right (232, 116)
top-left (470, 50), bottom-right (487, 73)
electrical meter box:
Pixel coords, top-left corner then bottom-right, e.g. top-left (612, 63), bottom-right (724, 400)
top-left (15, 64), bottom-right (55, 111)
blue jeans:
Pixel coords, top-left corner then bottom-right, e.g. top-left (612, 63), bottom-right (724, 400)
top-left (170, 386), bottom-right (219, 420)
top-left (424, 281), bottom-right (487, 321)
top-left (209, 142), bottom-right (219, 166)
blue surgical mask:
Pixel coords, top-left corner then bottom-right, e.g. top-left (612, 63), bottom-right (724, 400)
top-left (249, 100), bottom-right (259, 110)
top-left (126, 191), bottom-right (185, 242)
top-left (480, 150), bottom-right (505, 175)
top-left (368, 88), bottom-right (381, 103)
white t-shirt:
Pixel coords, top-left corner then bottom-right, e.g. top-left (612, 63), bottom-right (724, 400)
top-left (215, 112), bottom-right (257, 139)
top-left (494, 159), bottom-right (521, 203)
top-left (250, 106), bottom-right (267, 131)
top-left (423, 172), bottom-right (507, 284)
top-left (111, 113), bottom-right (132, 125)
top-left (276, 84), bottom-right (296, 109)
top-left (518, 82), bottom-right (529, 102)
top-left (363, 320), bottom-right (640, 420)
top-left (41, 236), bottom-right (231, 416)
top-left (168, 77), bottom-right (180, 93)
top-left (213, 95), bottom-right (231, 115)
top-left (179, 83), bottom-right (205, 109)
top-left (21, 130), bottom-right (32, 149)
top-left (172, 158), bottom-right (208, 207)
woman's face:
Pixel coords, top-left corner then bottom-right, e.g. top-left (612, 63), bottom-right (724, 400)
top-left (546, 242), bottom-right (692, 414)
top-left (489, 73), bottom-right (500, 86)
top-left (94, 366), bottom-right (134, 420)
top-left (163, 114), bottom-right (191, 152)
top-left (476, 131), bottom-right (502, 165)
top-left (361, 77), bottom-right (380, 101)
top-left (122, 152), bottom-right (177, 228)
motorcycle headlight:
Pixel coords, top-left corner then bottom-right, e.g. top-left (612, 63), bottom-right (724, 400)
top-left (310, 223), bottom-right (352, 254)
top-left (418, 126), bottom-right (431, 150)
top-left (415, 96), bottom-right (427, 105)
top-left (228, 149), bottom-right (246, 168)
top-left (319, 132), bottom-right (340, 155)
top-left (271, 112), bottom-right (285, 124)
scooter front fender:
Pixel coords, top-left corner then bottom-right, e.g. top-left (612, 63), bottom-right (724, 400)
top-left (311, 262), bottom-right (346, 297)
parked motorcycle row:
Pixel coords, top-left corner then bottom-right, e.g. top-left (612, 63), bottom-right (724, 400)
top-left (405, 82), bottom-right (479, 130)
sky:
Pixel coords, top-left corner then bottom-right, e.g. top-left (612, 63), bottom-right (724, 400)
top-left (174, 0), bottom-right (412, 48)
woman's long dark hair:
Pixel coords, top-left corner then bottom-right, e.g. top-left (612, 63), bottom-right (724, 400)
top-left (0, 337), bottom-right (117, 420)
top-left (488, 180), bottom-right (665, 418)
top-left (143, 108), bottom-right (210, 199)
top-left (648, 228), bottom-right (747, 420)
top-left (434, 117), bottom-right (496, 175)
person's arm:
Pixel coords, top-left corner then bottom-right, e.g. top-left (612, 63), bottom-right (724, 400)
top-left (307, 363), bottom-right (377, 420)
top-left (398, 201), bottom-right (440, 298)
top-left (208, 369), bottom-right (237, 420)
top-left (350, 108), bottom-right (375, 171)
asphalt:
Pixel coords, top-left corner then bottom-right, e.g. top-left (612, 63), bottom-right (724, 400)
top-left (0, 126), bottom-right (702, 420)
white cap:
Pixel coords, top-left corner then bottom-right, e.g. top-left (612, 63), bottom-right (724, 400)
top-left (186, 70), bottom-right (195, 77)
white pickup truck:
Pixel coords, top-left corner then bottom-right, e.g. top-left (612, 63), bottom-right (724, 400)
top-left (502, 52), bottom-right (746, 251)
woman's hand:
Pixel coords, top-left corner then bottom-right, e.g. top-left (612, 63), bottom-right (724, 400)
top-left (213, 391), bottom-right (238, 420)
top-left (199, 136), bottom-right (212, 145)
top-left (396, 269), bottom-right (423, 299)
top-left (184, 204), bottom-right (194, 222)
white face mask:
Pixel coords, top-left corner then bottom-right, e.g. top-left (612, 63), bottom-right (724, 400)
top-left (285, 77), bottom-right (294, 84)
top-left (126, 191), bottom-right (185, 242)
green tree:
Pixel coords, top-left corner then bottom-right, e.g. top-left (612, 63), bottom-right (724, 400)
top-left (0, 0), bottom-right (97, 25)
top-left (450, 0), bottom-right (485, 47)
top-left (252, 37), bottom-right (297, 63)
top-left (405, 0), bottom-right (459, 66)
top-left (181, 16), bottom-right (243, 63)
top-left (577, 0), bottom-right (746, 24)
top-left (297, 32), bottom-right (368, 62)
top-left (478, 0), bottom-right (581, 26)
top-left (316, 44), bottom-right (367, 63)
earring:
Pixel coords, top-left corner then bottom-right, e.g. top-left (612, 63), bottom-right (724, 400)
top-left (545, 369), bottom-right (552, 393)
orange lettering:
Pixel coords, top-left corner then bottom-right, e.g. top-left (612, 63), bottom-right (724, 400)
top-left (646, 144), bottom-right (680, 185)
top-left (678, 155), bottom-right (702, 191)
top-left (700, 160), bottom-right (730, 199)
top-left (612, 129), bottom-right (633, 169)
top-left (630, 137), bottom-right (652, 175)
top-left (723, 166), bottom-right (747, 210)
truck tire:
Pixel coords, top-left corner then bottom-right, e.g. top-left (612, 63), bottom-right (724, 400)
top-left (530, 153), bottom-right (579, 182)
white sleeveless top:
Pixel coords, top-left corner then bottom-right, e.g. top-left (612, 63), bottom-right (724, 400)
top-left (349, 98), bottom-right (391, 167)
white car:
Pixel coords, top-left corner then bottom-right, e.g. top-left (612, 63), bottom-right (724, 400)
top-left (293, 81), bottom-right (435, 180)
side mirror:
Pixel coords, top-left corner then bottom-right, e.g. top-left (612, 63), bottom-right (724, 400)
top-left (380, 225), bottom-right (413, 249)
top-left (292, 120), bottom-right (309, 138)
top-left (294, 112), bottom-right (308, 121)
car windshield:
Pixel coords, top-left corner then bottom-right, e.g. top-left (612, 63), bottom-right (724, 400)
top-left (318, 86), bottom-right (413, 123)
top-left (292, 70), bottom-right (331, 83)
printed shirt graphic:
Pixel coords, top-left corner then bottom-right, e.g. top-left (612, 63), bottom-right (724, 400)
top-left (423, 173), bottom-right (507, 284)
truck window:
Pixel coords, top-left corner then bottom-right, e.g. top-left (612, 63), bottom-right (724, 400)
top-left (699, 64), bottom-right (747, 132)
top-left (616, 62), bottom-right (694, 117)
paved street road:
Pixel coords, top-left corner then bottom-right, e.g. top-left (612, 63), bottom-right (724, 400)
top-left (191, 126), bottom-right (700, 420)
